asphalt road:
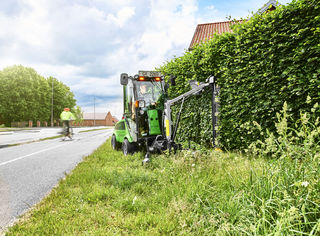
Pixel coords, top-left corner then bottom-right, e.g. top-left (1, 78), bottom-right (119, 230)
top-left (0, 127), bottom-right (110, 146)
top-left (0, 128), bottom-right (113, 232)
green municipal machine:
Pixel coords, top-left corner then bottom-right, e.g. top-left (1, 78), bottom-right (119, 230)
top-left (111, 70), bottom-right (218, 163)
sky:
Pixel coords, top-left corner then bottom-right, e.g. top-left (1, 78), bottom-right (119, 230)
top-left (0, 0), bottom-right (292, 119)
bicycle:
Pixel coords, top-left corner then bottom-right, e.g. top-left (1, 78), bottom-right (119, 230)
top-left (61, 122), bottom-right (74, 141)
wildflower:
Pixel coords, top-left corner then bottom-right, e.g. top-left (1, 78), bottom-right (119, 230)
top-left (301, 181), bottom-right (309, 187)
top-left (132, 196), bottom-right (137, 205)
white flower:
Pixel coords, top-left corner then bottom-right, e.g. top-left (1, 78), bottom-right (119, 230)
top-left (132, 196), bottom-right (137, 205)
top-left (301, 181), bottom-right (309, 187)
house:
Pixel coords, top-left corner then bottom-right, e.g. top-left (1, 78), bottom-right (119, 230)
top-left (81, 111), bottom-right (118, 126)
top-left (257, 0), bottom-right (280, 14)
top-left (189, 0), bottom-right (280, 50)
top-left (189, 20), bottom-right (243, 50)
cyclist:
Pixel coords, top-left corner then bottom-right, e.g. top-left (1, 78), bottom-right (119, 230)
top-left (60, 108), bottom-right (75, 139)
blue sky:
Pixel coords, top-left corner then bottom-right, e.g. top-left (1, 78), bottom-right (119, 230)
top-left (0, 0), bottom-right (292, 119)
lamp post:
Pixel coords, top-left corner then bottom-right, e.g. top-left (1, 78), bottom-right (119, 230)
top-left (94, 97), bottom-right (96, 126)
top-left (51, 78), bottom-right (53, 127)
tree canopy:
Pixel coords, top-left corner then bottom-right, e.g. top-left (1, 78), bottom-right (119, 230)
top-left (0, 65), bottom-right (76, 126)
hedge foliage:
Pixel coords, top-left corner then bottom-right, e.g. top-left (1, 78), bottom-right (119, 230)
top-left (158, 0), bottom-right (320, 150)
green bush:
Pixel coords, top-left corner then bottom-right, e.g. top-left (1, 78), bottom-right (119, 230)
top-left (159, 0), bottom-right (320, 150)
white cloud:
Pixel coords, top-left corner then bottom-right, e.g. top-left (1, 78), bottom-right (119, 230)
top-left (0, 0), bottom-right (202, 118)
top-left (2, 0), bottom-right (290, 119)
top-left (16, 0), bottom-right (52, 47)
top-left (71, 76), bottom-right (120, 97)
top-left (107, 7), bottom-right (136, 27)
top-left (0, 0), bottom-right (53, 63)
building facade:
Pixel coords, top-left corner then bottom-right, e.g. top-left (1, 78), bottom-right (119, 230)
top-left (79, 112), bottom-right (118, 126)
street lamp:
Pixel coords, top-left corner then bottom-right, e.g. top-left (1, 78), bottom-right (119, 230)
top-left (94, 96), bottom-right (96, 126)
top-left (51, 78), bottom-right (53, 127)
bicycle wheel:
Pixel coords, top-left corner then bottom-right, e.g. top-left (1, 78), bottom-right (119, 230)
top-left (61, 127), bottom-right (67, 141)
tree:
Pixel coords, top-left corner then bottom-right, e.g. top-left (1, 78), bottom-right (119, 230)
top-left (47, 77), bottom-right (76, 123)
top-left (72, 106), bottom-right (84, 125)
top-left (0, 66), bottom-right (77, 126)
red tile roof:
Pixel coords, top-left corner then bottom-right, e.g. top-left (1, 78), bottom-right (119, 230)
top-left (188, 1), bottom-right (280, 50)
top-left (189, 20), bottom-right (242, 50)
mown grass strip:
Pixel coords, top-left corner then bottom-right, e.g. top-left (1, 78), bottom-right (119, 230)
top-left (5, 140), bottom-right (265, 235)
top-left (6, 138), bottom-right (319, 235)
top-left (0, 128), bottom-right (32, 132)
top-left (79, 127), bottom-right (111, 133)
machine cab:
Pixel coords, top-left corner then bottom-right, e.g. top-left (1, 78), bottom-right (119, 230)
top-left (133, 71), bottom-right (164, 107)
top-left (121, 71), bottom-right (165, 139)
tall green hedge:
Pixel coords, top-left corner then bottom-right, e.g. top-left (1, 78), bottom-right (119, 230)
top-left (159, 0), bottom-right (320, 150)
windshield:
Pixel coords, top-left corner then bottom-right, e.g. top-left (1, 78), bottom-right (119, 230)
top-left (134, 81), bottom-right (163, 106)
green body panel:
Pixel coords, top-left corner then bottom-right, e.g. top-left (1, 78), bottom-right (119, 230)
top-left (147, 109), bottom-right (161, 135)
top-left (114, 119), bottom-right (133, 143)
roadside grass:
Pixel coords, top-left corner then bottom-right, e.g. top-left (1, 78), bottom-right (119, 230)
top-left (0, 128), bottom-right (32, 132)
top-left (6, 140), bottom-right (267, 235)
top-left (5, 103), bottom-right (320, 235)
top-left (79, 127), bottom-right (112, 133)
top-left (39, 135), bottom-right (64, 141)
top-left (0, 127), bottom-right (111, 133)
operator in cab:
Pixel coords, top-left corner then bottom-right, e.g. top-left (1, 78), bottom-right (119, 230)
top-left (137, 83), bottom-right (156, 106)
top-left (137, 84), bottom-right (151, 104)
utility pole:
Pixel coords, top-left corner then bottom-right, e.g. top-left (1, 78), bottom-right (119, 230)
top-left (51, 78), bottom-right (54, 127)
top-left (94, 97), bottom-right (96, 126)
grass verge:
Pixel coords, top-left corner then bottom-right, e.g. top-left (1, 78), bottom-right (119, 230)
top-left (0, 128), bottom-right (32, 132)
top-left (0, 135), bottom-right (64, 149)
top-left (79, 127), bottom-right (111, 133)
top-left (6, 138), bottom-right (319, 235)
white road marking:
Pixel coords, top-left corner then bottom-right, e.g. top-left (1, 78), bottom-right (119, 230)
top-left (0, 142), bottom-right (70, 167)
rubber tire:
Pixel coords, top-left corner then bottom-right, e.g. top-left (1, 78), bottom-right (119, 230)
top-left (122, 139), bottom-right (134, 156)
top-left (111, 134), bottom-right (119, 150)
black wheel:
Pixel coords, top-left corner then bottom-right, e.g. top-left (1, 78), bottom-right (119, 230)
top-left (122, 139), bottom-right (134, 156)
top-left (111, 134), bottom-right (120, 150)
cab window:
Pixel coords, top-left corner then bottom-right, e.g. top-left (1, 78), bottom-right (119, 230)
top-left (115, 121), bottom-right (125, 130)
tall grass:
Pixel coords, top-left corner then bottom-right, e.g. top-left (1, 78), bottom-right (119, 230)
top-left (246, 101), bottom-right (320, 234)
top-left (5, 102), bottom-right (320, 235)
top-left (7, 147), bottom-right (266, 235)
